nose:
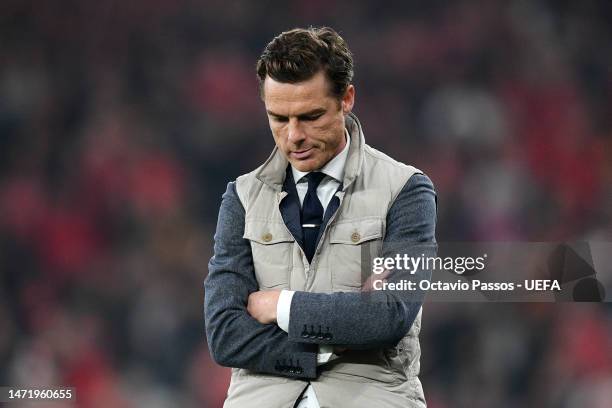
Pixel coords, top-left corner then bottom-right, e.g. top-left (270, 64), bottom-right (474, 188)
top-left (287, 118), bottom-right (306, 144)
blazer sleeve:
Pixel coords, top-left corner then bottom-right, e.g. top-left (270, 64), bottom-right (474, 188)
top-left (204, 182), bottom-right (318, 378)
top-left (286, 173), bottom-right (437, 348)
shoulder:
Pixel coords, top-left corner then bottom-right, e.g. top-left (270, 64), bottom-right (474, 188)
top-left (402, 173), bottom-right (436, 196)
top-left (218, 181), bottom-right (244, 217)
top-left (385, 171), bottom-right (437, 243)
top-left (363, 143), bottom-right (435, 188)
top-left (363, 144), bottom-right (421, 178)
top-left (394, 169), bottom-right (437, 213)
top-left (217, 164), bottom-right (262, 217)
top-left (360, 144), bottom-right (429, 203)
top-left (360, 145), bottom-right (437, 241)
top-left (234, 164), bottom-right (267, 209)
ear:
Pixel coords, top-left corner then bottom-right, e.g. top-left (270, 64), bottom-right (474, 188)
top-left (341, 85), bottom-right (355, 114)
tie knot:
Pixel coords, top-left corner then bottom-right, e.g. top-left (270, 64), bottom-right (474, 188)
top-left (306, 172), bottom-right (325, 191)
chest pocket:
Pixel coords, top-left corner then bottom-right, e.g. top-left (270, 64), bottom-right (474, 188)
top-left (328, 217), bottom-right (383, 290)
top-left (244, 220), bottom-right (294, 289)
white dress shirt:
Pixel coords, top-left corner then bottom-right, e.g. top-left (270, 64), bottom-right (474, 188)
top-left (275, 131), bottom-right (350, 408)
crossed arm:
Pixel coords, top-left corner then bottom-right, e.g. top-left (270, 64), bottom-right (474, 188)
top-left (204, 183), bottom-right (318, 378)
top-left (204, 174), bottom-right (436, 378)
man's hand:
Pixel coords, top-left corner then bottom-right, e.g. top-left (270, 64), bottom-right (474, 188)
top-left (361, 269), bottom-right (390, 292)
top-left (247, 290), bottom-right (281, 324)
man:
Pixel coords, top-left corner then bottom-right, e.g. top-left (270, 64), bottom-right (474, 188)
top-left (205, 27), bottom-right (436, 407)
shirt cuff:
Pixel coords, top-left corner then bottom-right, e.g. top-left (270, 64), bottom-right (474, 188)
top-left (317, 345), bottom-right (338, 365)
top-left (276, 290), bottom-right (295, 333)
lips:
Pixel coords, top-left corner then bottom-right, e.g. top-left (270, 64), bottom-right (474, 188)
top-left (291, 147), bottom-right (313, 159)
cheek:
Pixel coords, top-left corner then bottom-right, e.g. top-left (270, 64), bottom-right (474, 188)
top-left (273, 135), bottom-right (287, 150)
top-left (309, 119), bottom-right (335, 139)
top-left (314, 119), bottom-right (342, 147)
top-left (270, 125), bottom-right (287, 144)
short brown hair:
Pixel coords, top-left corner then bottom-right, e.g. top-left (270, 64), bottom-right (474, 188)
top-left (256, 27), bottom-right (354, 99)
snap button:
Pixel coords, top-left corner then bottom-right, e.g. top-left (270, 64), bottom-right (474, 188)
top-left (262, 232), bottom-right (273, 242)
top-left (351, 231), bottom-right (360, 243)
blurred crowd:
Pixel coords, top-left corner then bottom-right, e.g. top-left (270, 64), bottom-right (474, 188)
top-left (0, 0), bottom-right (610, 407)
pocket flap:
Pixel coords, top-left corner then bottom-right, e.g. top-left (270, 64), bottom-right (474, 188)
top-left (329, 217), bottom-right (383, 244)
top-left (243, 220), bottom-right (295, 244)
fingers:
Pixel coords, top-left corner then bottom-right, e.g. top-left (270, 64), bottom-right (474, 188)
top-left (361, 269), bottom-right (391, 292)
top-left (246, 290), bottom-right (279, 324)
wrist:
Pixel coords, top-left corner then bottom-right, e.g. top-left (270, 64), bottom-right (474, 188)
top-left (271, 290), bottom-right (281, 321)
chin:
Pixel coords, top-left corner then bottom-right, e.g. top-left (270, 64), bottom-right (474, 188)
top-left (291, 159), bottom-right (320, 173)
top-left (292, 163), bottom-right (314, 172)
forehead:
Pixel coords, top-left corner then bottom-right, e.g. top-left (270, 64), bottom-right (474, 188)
top-left (263, 71), bottom-right (334, 114)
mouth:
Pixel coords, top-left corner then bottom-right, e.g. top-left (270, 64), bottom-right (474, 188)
top-left (290, 147), bottom-right (314, 160)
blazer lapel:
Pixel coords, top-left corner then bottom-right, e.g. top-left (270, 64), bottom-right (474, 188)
top-left (316, 183), bottom-right (343, 245)
top-left (280, 167), bottom-right (304, 247)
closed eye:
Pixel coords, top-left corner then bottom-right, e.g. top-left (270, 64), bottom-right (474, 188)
top-left (270, 115), bottom-right (288, 122)
top-left (298, 113), bottom-right (324, 121)
top-left (267, 109), bottom-right (326, 123)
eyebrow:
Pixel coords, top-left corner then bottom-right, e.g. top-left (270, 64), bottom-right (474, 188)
top-left (266, 108), bottom-right (326, 120)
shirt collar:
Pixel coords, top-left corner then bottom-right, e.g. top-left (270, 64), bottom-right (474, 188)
top-left (291, 129), bottom-right (350, 184)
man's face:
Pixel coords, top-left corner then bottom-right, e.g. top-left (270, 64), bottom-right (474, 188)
top-left (262, 71), bottom-right (355, 172)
